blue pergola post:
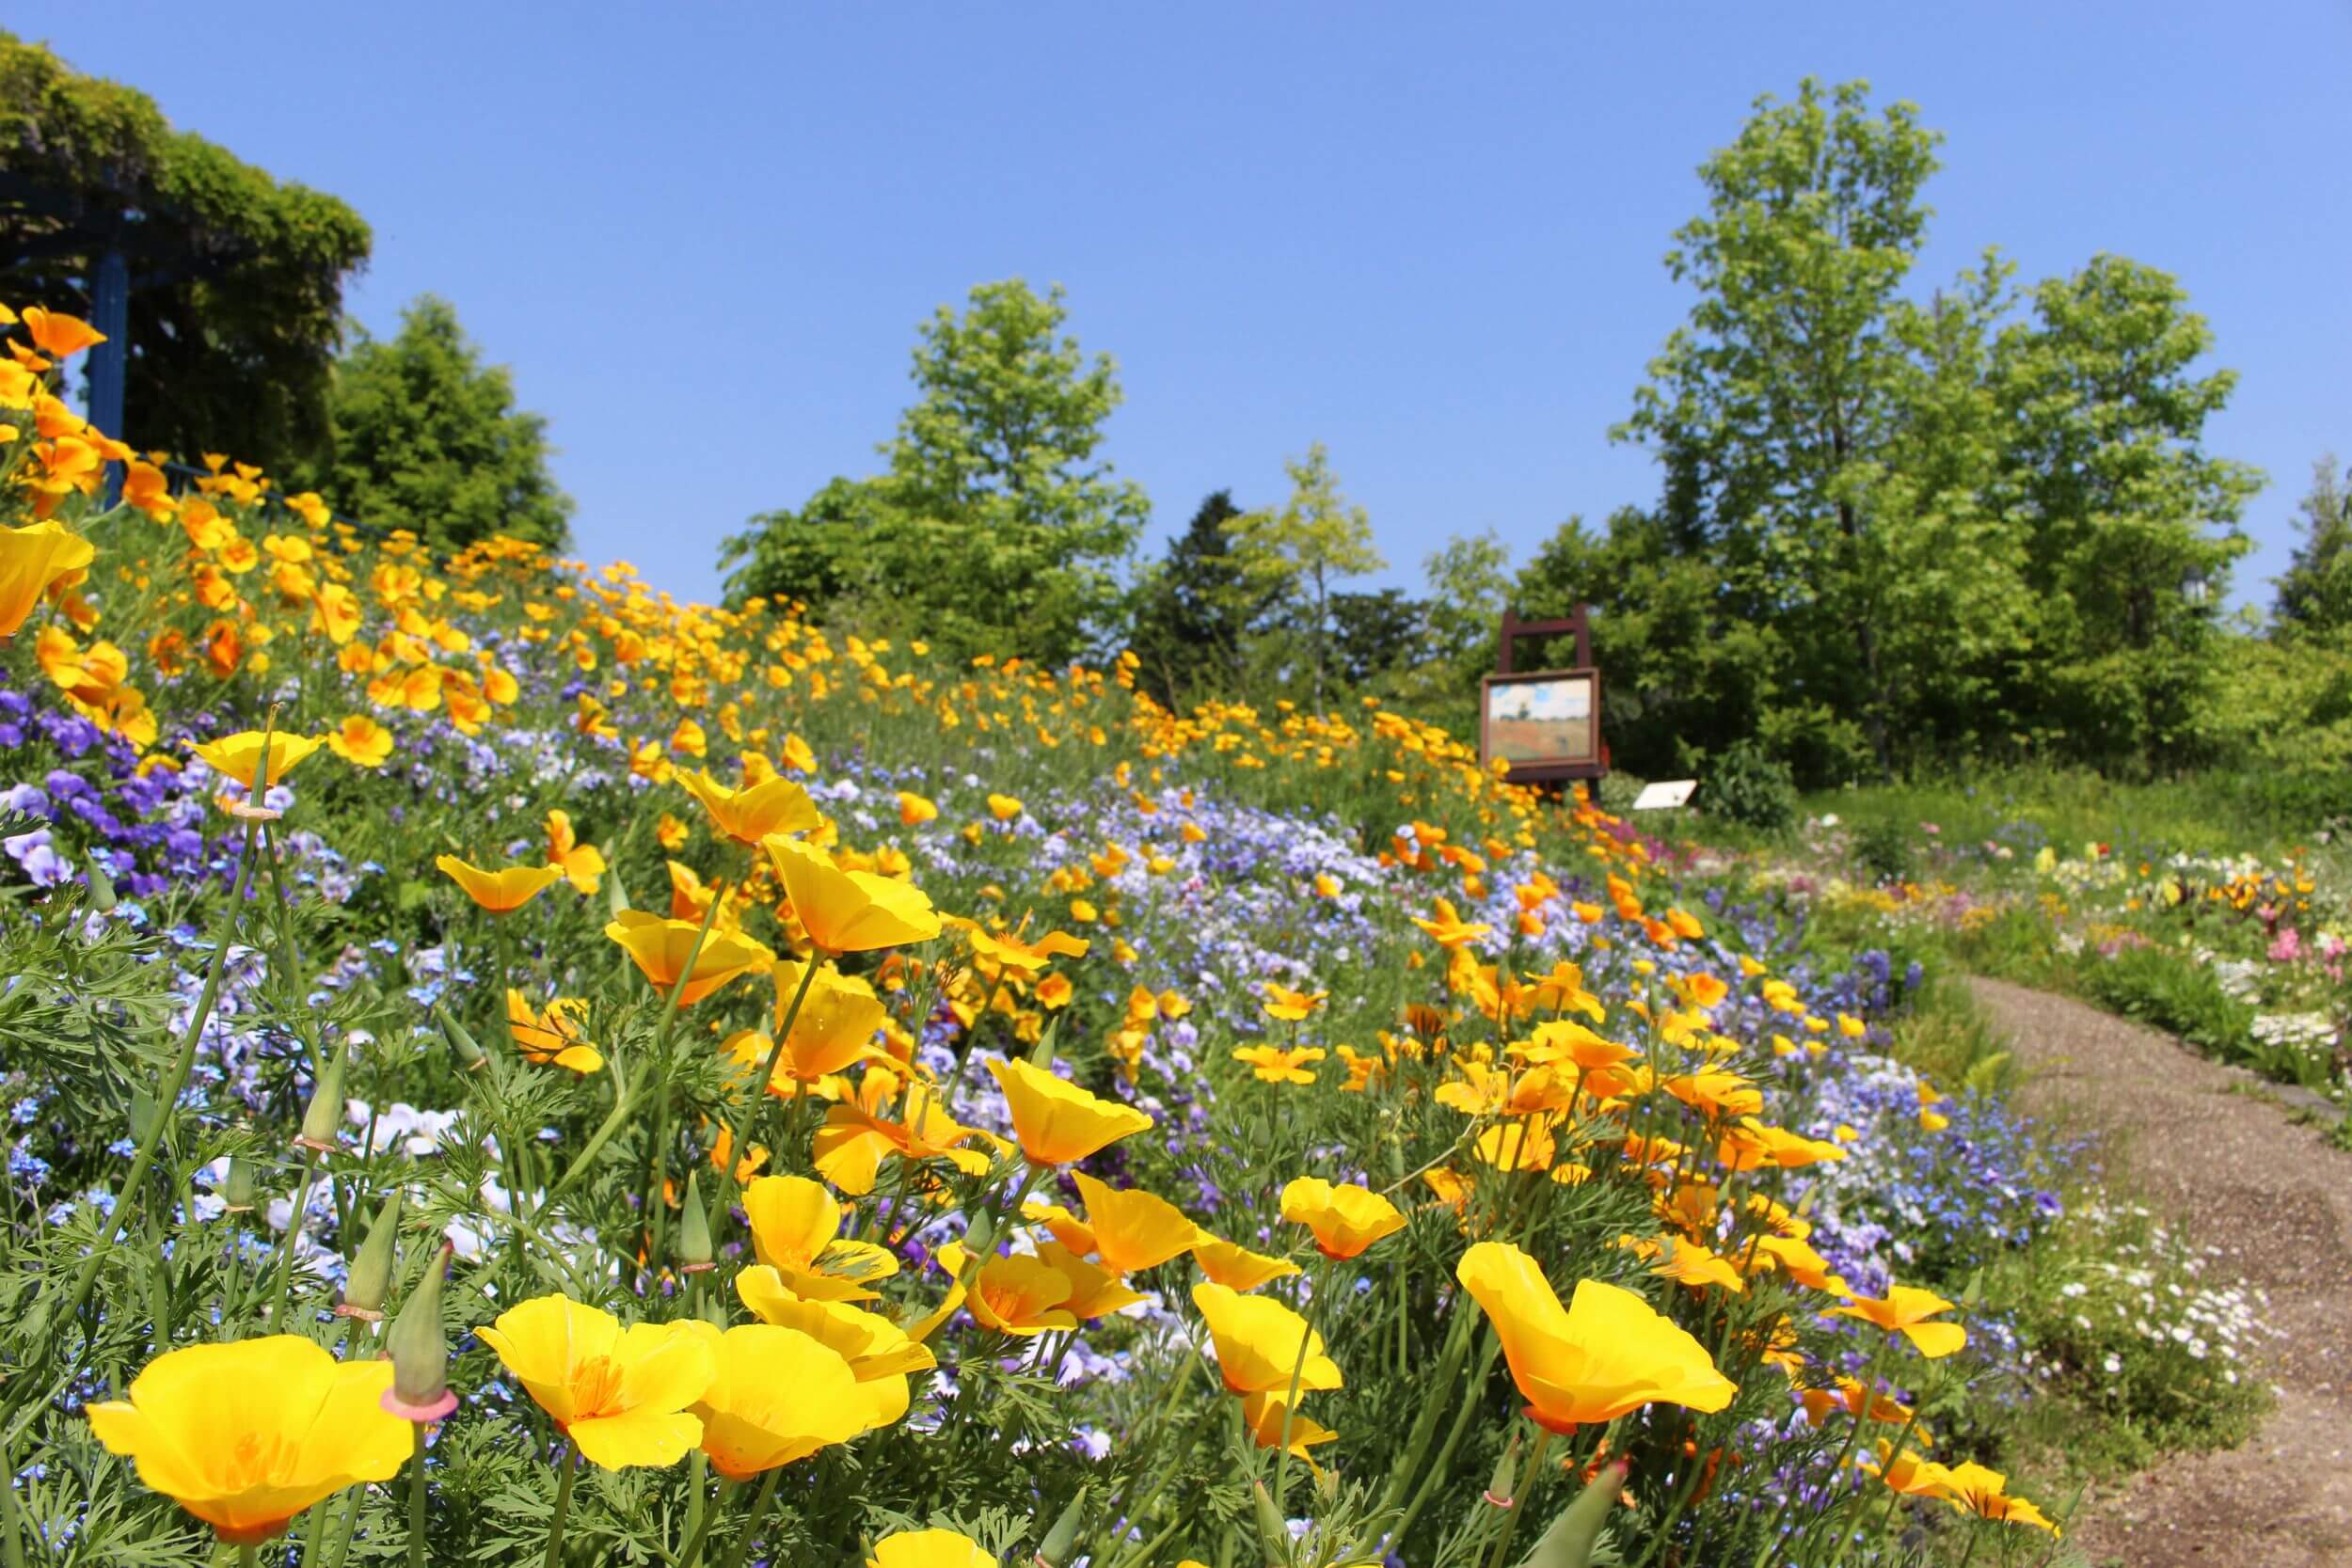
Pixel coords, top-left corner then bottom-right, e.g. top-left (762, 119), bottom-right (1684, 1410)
top-left (86, 245), bottom-right (129, 502)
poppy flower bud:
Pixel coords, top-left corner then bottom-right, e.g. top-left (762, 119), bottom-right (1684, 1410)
top-left (127, 1086), bottom-right (161, 1145)
top-left (85, 863), bottom-right (117, 914)
top-left (339, 1192), bottom-right (402, 1321)
top-left (222, 1153), bottom-right (259, 1213)
top-left (961, 1212), bottom-right (996, 1264)
top-left (605, 866), bottom-right (632, 920)
top-left (676, 1172), bottom-right (714, 1273)
top-left (1035, 1482), bottom-right (1087, 1568)
top-left (1519, 1460), bottom-right (1627, 1568)
top-left (294, 1048), bottom-right (346, 1153)
top-left (381, 1241), bottom-right (458, 1422)
top-left (437, 1007), bottom-right (487, 1072)
top-left (1484, 1430), bottom-right (1523, 1509)
top-left (1250, 1480), bottom-right (1288, 1560)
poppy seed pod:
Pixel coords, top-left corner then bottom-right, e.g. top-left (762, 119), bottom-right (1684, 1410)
top-left (1518, 1460), bottom-right (1628, 1568)
top-left (294, 1048), bottom-right (347, 1153)
top-left (222, 1153), bottom-right (259, 1213)
top-left (381, 1242), bottom-right (458, 1422)
top-left (127, 1086), bottom-right (160, 1145)
top-left (437, 1007), bottom-right (487, 1072)
top-left (1035, 1482), bottom-right (1087, 1568)
top-left (339, 1193), bottom-right (402, 1321)
top-left (676, 1172), bottom-right (714, 1273)
top-left (1485, 1429), bottom-right (1523, 1509)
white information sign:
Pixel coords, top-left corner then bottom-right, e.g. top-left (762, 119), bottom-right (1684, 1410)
top-left (1630, 779), bottom-right (1698, 812)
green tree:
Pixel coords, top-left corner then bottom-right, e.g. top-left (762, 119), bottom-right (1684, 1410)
top-left (1989, 255), bottom-right (2260, 760)
top-left (298, 295), bottom-right (572, 554)
top-left (721, 280), bottom-right (1146, 662)
top-left (1221, 442), bottom-right (1385, 710)
top-left (1616, 77), bottom-right (1949, 778)
top-left (1128, 490), bottom-right (1269, 709)
top-left (0, 30), bottom-right (371, 471)
top-left (2270, 455), bottom-right (2352, 638)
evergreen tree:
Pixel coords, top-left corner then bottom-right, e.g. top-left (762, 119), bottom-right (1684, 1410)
top-left (301, 295), bottom-right (572, 554)
top-left (2274, 454), bottom-right (2352, 638)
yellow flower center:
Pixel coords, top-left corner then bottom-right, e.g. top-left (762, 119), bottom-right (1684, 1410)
top-left (572, 1354), bottom-right (627, 1418)
top-left (224, 1429), bottom-right (296, 1491)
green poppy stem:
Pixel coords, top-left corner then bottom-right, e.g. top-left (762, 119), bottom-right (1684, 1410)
top-left (237, 1546), bottom-right (258, 1568)
top-left (407, 1422), bottom-right (429, 1568)
top-left (541, 1444), bottom-right (579, 1568)
top-left (715, 1466), bottom-right (784, 1568)
top-left (1481, 1426), bottom-right (1553, 1568)
top-left (707, 953), bottom-right (822, 1243)
top-left (36, 810), bottom-right (263, 1392)
top-left (268, 1152), bottom-right (322, 1327)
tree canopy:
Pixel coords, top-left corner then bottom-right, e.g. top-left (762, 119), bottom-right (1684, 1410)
top-left (297, 295), bottom-right (572, 555)
top-left (1604, 77), bottom-right (2255, 782)
top-left (721, 280), bottom-right (1146, 663)
top-left (0, 29), bottom-right (371, 470)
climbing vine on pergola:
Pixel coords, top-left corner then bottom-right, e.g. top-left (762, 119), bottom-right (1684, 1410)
top-left (0, 29), bottom-right (370, 470)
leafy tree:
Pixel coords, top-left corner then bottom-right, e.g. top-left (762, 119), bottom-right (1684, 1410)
top-left (1128, 490), bottom-right (1268, 708)
top-left (1989, 255), bottom-right (2259, 760)
top-left (1513, 508), bottom-right (1781, 776)
top-left (1616, 77), bottom-right (1948, 778)
top-left (721, 280), bottom-right (1146, 662)
top-left (1221, 442), bottom-right (1385, 709)
top-left (1327, 587), bottom-right (1427, 689)
top-left (1613, 78), bottom-right (2256, 779)
top-left (297, 295), bottom-right (572, 554)
top-left (0, 31), bottom-right (372, 471)
top-left (2271, 454), bottom-right (2352, 638)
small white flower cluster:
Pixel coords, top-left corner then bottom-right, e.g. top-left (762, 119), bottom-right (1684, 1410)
top-left (2043, 1200), bottom-right (2273, 1387)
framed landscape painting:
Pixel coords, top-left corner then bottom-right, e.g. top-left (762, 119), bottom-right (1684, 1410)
top-left (1479, 669), bottom-right (1601, 776)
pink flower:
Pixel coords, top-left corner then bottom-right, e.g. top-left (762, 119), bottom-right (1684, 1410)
top-left (2267, 927), bottom-right (2303, 964)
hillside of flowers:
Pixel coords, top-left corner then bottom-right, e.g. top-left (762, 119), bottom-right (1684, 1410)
top-left (0, 306), bottom-right (2171, 1568)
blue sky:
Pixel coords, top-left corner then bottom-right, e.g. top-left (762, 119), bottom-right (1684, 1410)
top-left (30, 3), bottom-right (2352, 610)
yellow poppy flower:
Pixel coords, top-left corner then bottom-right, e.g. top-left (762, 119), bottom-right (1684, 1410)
top-left (1241, 1388), bottom-right (1337, 1462)
top-left (734, 1270), bottom-right (934, 1433)
top-left (1071, 1171), bottom-right (1200, 1275)
top-left (1191, 1234), bottom-right (1301, 1292)
top-left (686, 1323), bottom-right (866, 1481)
top-left (1190, 1282), bottom-right (1343, 1396)
top-left (869, 1528), bottom-right (997, 1568)
top-left (21, 306), bottom-right (106, 358)
top-left (1454, 1241), bottom-right (1736, 1433)
top-left (473, 1295), bottom-right (714, 1470)
top-left (968, 1253), bottom-right (1078, 1337)
top-left (324, 714), bottom-right (393, 768)
top-left (986, 792), bottom-right (1025, 820)
top-left (1260, 981), bottom-right (1327, 1022)
top-left (1034, 1241), bottom-right (1148, 1319)
top-left (1279, 1177), bottom-right (1406, 1260)
top-left (897, 791), bottom-right (939, 826)
top-left (986, 1056), bottom-right (1152, 1165)
top-left (676, 768), bottom-right (822, 846)
top-left (1232, 1045), bottom-right (1325, 1085)
top-left (545, 809), bottom-right (606, 894)
top-left (1828, 1284), bottom-right (1967, 1358)
top-left (742, 1175), bottom-right (899, 1302)
top-left (755, 959), bottom-right (890, 1081)
top-left (764, 834), bottom-right (943, 953)
top-left (0, 522), bottom-right (95, 638)
top-left (604, 911), bottom-right (767, 1005)
top-left (505, 990), bottom-right (604, 1073)
top-left (85, 1335), bottom-right (409, 1544)
top-left (191, 729), bottom-right (323, 791)
top-left (436, 855), bottom-right (565, 914)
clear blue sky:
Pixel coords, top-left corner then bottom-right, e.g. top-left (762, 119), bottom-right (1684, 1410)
top-left (29, 2), bottom-right (2352, 610)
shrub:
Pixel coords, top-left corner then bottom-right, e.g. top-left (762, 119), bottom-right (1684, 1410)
top-left (1703, 738), bottom-right (1798, 833)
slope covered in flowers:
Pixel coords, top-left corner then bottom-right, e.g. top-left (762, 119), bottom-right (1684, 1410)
top-left (0, 307), bottom-right (2146, 1567)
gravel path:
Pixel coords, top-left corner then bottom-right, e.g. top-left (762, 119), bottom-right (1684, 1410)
top-left (1968, 977), bottom-right (2352, 1568)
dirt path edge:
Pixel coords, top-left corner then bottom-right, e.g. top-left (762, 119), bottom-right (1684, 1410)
top-left (1966, 976), bottom-right (2352, 1568)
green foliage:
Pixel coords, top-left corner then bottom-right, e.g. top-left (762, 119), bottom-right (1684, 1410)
top-left (2273, 454), bottom-right (2352, 636)
top-left (1221, 441), bottom-right (1387, 708)
top-left (1701, 738), bottom-right (1797, 834)
top-left (1603, 77), bottom-right (2255, 784)
top-left (295, 294), bottom-right (573, 553)
top-left (0, 29), bottom-right (371, 469)
top-left (1851, 816), bottom-right (1915, 885)
top-left (1127, 489), bottom-right (1265, 708)
top-left (721, 279), bottom-right (1146, 662)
